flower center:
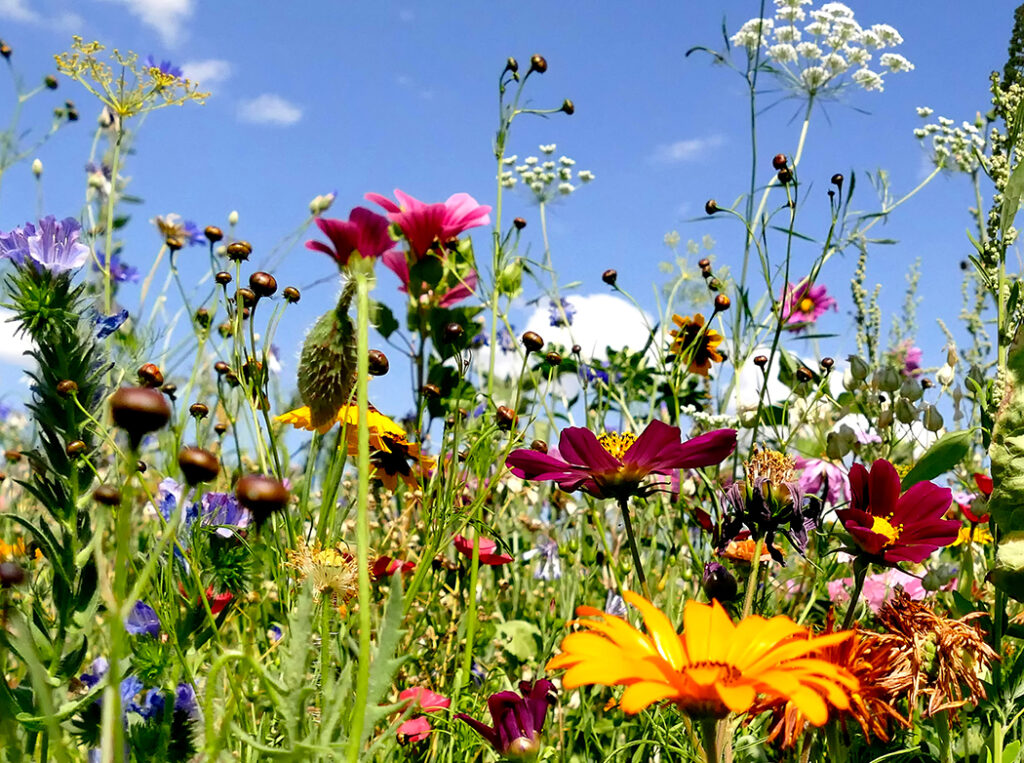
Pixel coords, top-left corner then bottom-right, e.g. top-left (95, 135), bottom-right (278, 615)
top-left (744, 446), bottom-right (796, 484)
top-left (798, 297), bottom-right (815, 313)
top-left (598, 431), bottom-right (637, 460)
top-left (869, 514), bottom-right (902, 546)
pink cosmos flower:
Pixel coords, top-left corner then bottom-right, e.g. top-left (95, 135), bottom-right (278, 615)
top-left (305, 207), bottom-right (395, 268)
top-left (506, 420), bottom-right (736, 501)
top-left (780, 278), bottom-right (837, 331)
top-left (794, 456), bottom-right (850, 506)
top-left (399, 687), bottom-right (451, 712)
top-left (827, 568), bottom-right (929, 613)
top-left (381, 249), bottom-right (477, 307)
top-left (397, 716), bottom-right (433, 744)
top-left (366, 189), bottom-right (491, 257)
top-left (454, 534), bottom-right (514, 566)
top-left (886, 339), bottom-right (923, 377)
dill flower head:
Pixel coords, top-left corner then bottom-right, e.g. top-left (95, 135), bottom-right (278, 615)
top-left (546, 591), bottom-right (858, 722)
top-left (669, 313), bottom-right (724, 376)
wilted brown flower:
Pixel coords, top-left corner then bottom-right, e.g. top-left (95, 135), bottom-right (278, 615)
top-left (286, 539), bottom-right (357, 613)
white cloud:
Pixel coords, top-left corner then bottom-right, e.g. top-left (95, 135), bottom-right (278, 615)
top-left (0, 0), bottom-right (37, 22)
top-left (0, 0), bottom-right (81, 31)
top-left (651, 135), bottom-right (725, 164)
top-left (181, 59), bottom-right (232, 89)
top-left (237, 93), bottom-right (303, 126)
top-left (0, 310), bottom-right (34, 367)
top-left (107, 0), bottom-right (194, 46)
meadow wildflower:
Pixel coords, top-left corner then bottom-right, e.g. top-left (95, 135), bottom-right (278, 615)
top-left (366, 189), bottom-right (491, 257)
top-left (380, 249), bottom-right (478, 306)
top-left (546, 592), bottom-right (857, 722)
top-left (668, 313), bottom-right (724, 375)
top-left (836, 459), bottom-right (959, 564)
top-left (780, 279), bottom-right (837, 330)
top-left (0, 216), bottom-right (90, 273)
top-left (125, 601), bottom-right (161, 637)
top-left (456, 679), bottom-right (556, 759)
top-left (454, 534), bottom-right (514, 566)
top-left (305, 207), bottom-right (395, 267)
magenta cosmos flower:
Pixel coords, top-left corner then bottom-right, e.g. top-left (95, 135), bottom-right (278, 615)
top-left (780, 278), bottom-right (837, 331)
top-left (454, 534), bottom-right (514, 566)
top-left (795, 456), bottom-right (850, 506)
top-left (366, 189), bottom-right (491, 257)
top-left (835, 459), bottom-right (958, 564)
top-left (506, 420), bottom-right (736, 501)
top-left (456, 679), bottom-right (556, 760)
top-left (305, 206), bottom-right (395, 268)
top-left (381, 249), bottom-right (477, 307)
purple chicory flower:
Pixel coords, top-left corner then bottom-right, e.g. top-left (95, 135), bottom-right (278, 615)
top-left (94, 250), bottom-right (140, 283)
top-left (456, 680), bottom-right (556, 759)
top-left (125, 600), bottom-right (161, 637)
top-left (93, 309), bottom-right (129, 339)
top-left (26, 216), bottom-right (91, 273)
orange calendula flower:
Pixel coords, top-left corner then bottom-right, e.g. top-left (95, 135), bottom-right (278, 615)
top-left (546, 591), bottom-right (858, 723)
top-left (669, 313), bottom-right (723, 376)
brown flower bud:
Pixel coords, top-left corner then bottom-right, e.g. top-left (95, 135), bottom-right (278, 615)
top-left (282, 286), bottom-right (301, 303)
top-left (214, 361), bottom-right (231, 376)
top-left (56, 380), bottom-right (78, 397)
top-left (561, 98), bottom-right (575, 115)
top-left (571, 344), bottom-right (582, 355)
top-left (529, 54), bottom-right (547, 73)
top-left (204, 226), bottom-right (223, 242)
top-left (368, 349), bottom-right (390, 376)
top-left (138, 363), bottom-right (164, 388)
top-left (496, 405), bottom-right (517, 431)
top-left (178, 446), bottom-right (221, 485)
top-left (513, 217), bottom-right (527, 230)
top-left (237, 288), bottom-right (257, 308)
top-left (602, 269), bottom-right (618, 286)
top-left (777, 168), bottom-right (793, 184)
top-left (0, 42), bottom-right (10, 59)
top-left (93, 485), bottom-right (122, 506)
top-left (521, 331), bottom-right (544, 353)
top-left (0, 561), bottom-right (25, 588)
top-left (707, 278), bottom-right (721, 291)
top-left (218, 322), bottom-right (233, 339)
top-left (44, 75), bottom-right (58, 90)
top-left (704, 199), bottom-right (718, 215)
top-left (189, 402), bottom-right (209, 418)
top-left (796, 366), bottom-right (814, 383)
top-left (545, 351), bottom-right (562, 366)
top-left (224, 372), bottom-right (240, 388)
top-left (195, 308), bottom-right (211, 328)
top-left (215, 271), bottom-right (232, 286)
top-left (421, 383), bottom-right (441, 399)
top-left (109, 387), bottom-right (172, 449)
top-left (165, 236), bottom-right (184, 252)
top-left (831, 173), bottom-right (844, 188)
top-left (921, 377), bottom-right (934, 389)
top-left (235, 474), bottom-right (290, 526)
top-left (772, 153), bottom-right (788, 170)
top-left (137, 461), bottom-right (147, 473)
top-left (214, 422), bottom-right (228, 436)
top-left (226, 242), bottom-right (250, 262)
top-left (754, 355), bottom-right (768, 368)
top-left (66, 109), bottom-right (79, 121)
top-left (505, 57), bottom-right (519, 74)
top-left (249, 271), bottom-right (277, 298)
top-left (821, 357), bottom-right (835, 371)
top-left (66, 440), bottom-right (87, 458)
top-left (161, 383), bottom-right (177, 399)
top-left (444, 322), bottom-right (465, 343)
top-left (530, 440), bottom-right (548, 454)
top-left (698, 258), bottom-right (711, 269)
top-left (714, 294), bottom-right (731, 312)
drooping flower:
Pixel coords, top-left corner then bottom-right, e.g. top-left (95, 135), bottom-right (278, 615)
top-left (380, 249), bottom-right (477, 307)
top-left (546, 591), bottom-right (857, 722)
top-left (835, 459), bottom-right (958, 564)
top-left (21, 216), bottom-right (90, 273)
top-left (125, 600), bottom-right (161, 637)
top-left (454, 534), bottom-right (514, 566)
top-left (794, 456), bottom-right (850, 506)
top-left (455, 680), bottom-right (556, 759)
top-left (506, 420), bottom-right (736, 501)
top-left (366, 189), bottom-right (491, 257)
top-left (153, 214), bottom-right (202, 247)
top-left (668, 313), bottom-right (724, 376)
top-left (305, 207), bottom-right (395, 268)
top-left (780, 279), bottom-right (837, 331)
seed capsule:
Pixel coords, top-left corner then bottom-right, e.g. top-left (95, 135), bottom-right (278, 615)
top-left (138, 363), bottom-right (164, 388)
top-left (166, 236), bottom-right (183, 252)
top-left (237, 288), bottom-right (257, 308)
top-left (545, 351), bottom-right (562, 366)
top-left (189, 402), bottom-right (209, 418)
top-left (282, 286), bottom-right (301, 303)
top-left (714, 294), bottom-right (731, 312)
top-left (530, 440), bottom-right (548, 454)
top-left (602, 269), bottom-right (618, 286)
top-left (831, 173), bottom-right (844, 188)
top-left (505, 57), bottom-right (519, 73)
top-left (529, 54), bottom-right (547, 73)
top-left (44, 75), bottom-right (57, 90)
top-left (754, 355), bottom-right (768, 368)
top-left (702, 562), bottom-right (738, 602)
top-left (66, 440), bottom-right (87, 458)
top-left (777, 168), bottom-right (793, 184)
top-left (249, 271), bottom-right (277, 298)
top-left (821, 357), bottom-right (835, 371)
top-left (235, 474), bottom-right (290, 526)
top-left (444, 322), bottom-right (465, 343)
top-left (368, 349), bottom-right (389, 376)
top-left (513, 217), bottom-right (527, 230)
top-left (93, 485), bottom-right (122, 506)
top-left (109, 387), bottom-right (172, 449)
top-left (571, 344), bottom-right (582, 355)
top-left (698, 258), bottom-right (711, 269)
top-left (226, 242), bottom-right (250, 262)
top-left (705, 199), bottom-right (718, 215)
top-left (56, 380), bottom-right (78, 397)
top-left (214, 422), bottom-right (228, 436)
top-left (178, 447), bottom-right (221, 485)
top-left (796, 366), bottom-right (814, 383)
top-left (214, 361), bottom-right (231, 376)
top-left (772, 153), bottom-right (788, 170)
top-left (195, 308), bottom-right (211, 328)
top-left (215, 271), bottom-right (232, 286)
top-left (521, 331), bottom-right (544, 354)
top-left (496, 406), bottom-right (517, 431)
top-left (561, 98), bottom-right (575, 115)
top-left (205, 226), bottom-right (223, 242)
top-left (421, 383), bottom-right (441, 399)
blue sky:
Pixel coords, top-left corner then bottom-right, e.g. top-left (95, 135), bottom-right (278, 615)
top-left (0, 0), bottom-right (1018, 413)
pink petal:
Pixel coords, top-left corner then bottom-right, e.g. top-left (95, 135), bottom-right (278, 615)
top-left (558, 427), bottom-right (620, 472)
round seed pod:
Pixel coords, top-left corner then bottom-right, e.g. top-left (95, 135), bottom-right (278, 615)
top-left (189, 402), bottom-right (209, 418)
top-left (166, 236), bottom-right (183, 252)
top-left (444, 322), bottom-right (465, 343)
top-left (160, 383), bottom-right (177, 400)
top-left (237, 288), bottom-right (257, 308)
top-left (561, 98), bottom-right (575, 115)
top-left (368, 350), bottom-right (389, 376)
top-left (137, 363), bottom-right (164, 388)
top-left (215, 271), bottom-right (233, 286)
top-left (496, 406), bottom-right (517, 431)
top-left (521, 331), bottom-right (544, 354)
top-left (57, 380), bottom-right (78, 397)
top-left (529, 54), bottom-right (547, 73)
top-left (249, 271), bottom-right (277, 298)
top-left (753, 355), bottom-right (768, 368)
top-left (226, 242), bottom-right (250, 262)
top-left (545, 352), bottom-right (562, 367)
top-left (602, 269), bottom-right (618, 286)
top-left (214, 422), bottom-right (228, 437)
top-left (204, 226), bottom-right (223, 242)
top-left (66, 440), bottom-right (86, 458)
top-left (178, 447), bottom-right (220, 485)
top-left (282, 286), bottom-right (301, 303)
top-left (772, 153), bottom-right (788, 170)
top-left (109, 387), bottom-right (171, 449)
top-left (93, 485), bottom-right (122, 506)
top-left (530, 440), bottom-right (548, 454)
top-left (235, 474), bottom-right (290, 526)
top-left (705, 200), bottom-right (718, 215)
top-left (513, 217), bottom-right (527, 230)
top-left (714, 294), bottom-right (731, 312)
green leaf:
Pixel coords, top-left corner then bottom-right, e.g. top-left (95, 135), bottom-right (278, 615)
top-left (494, 619), bottom-right (542, 661)
top-left (372, 302), bottom-right (399, 339)
top-left (900, 429), bottom-right (973, 490)
top-left (1003, 740), bottom-right (1021, 763)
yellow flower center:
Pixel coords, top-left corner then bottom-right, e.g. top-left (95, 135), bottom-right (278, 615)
top-left (598, 432), bottom-right (637, 460)
top-left (869, 514), bottom-right (902, 546)
top-left (798, 297), bottom-right (815, 313)
top-left (744, 446), bottom-right (796, 484)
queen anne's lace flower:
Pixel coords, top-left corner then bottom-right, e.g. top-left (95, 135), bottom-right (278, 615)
top-left (879, 53), bottom-right (913, 72)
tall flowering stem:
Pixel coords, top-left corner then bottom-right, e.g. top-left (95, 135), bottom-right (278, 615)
top-left (345, 261), bottom-right (374, 763)
top-left (100, 124), bottom-right (123, 314)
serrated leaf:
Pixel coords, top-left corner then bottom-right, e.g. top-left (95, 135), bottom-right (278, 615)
top-left (900, 429), bottom-right (973, 490)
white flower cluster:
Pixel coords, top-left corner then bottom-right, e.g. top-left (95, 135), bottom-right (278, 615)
top-left (912, 109), bottom-right (986, 174)
top-left (499, 144), bottom-right (595, 201)
top-left (732, 0), bottom-right (912, 96)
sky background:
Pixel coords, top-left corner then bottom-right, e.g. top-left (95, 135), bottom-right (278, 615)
top-left (0, 0), bottom-right (1018, 417)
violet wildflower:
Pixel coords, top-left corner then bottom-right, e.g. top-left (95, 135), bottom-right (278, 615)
top-left (548, 297), bottom-right (576, 327)
top-left (780, 278), bottom-right (837, 331)
top-left (456, 679), bottom-right (557, 760)
top-left (145, 56), bottom-right (183, 78)
top-left (93, 309), bottom-right (129, 339)
top-left (795, 456), bottom-right (851, 506)
top-left (93, 250), bottom-right (139, 283)
top-left (0, 222), bottom-right (36, 265)
top-left (125, 600), bottom-right (161, 637)
top-left (522, 535), bottom-right (561, 580)
top-left (200, 492), bottom-right (252, 537)
top-left (11, 216), bottom-right (90, 273)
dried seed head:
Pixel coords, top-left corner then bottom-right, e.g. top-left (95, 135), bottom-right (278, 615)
top-left (796, 366), bottom-right (814, 383)
top-left (237, 288), bottom-right (257, 308)
top-left (772, 153), bottom-right (788, 170)
top-left (226, 242), bottom-right (250, 262)
top-left (496, 406), bottom-right (517, 431)
top-left (109, 387), bottom-right (172, 449)
top-left (521, 331), bottom-right (544, 353)
top-left (602, 269), bottom-right (618, 286)
top-left (714, 294), bottom-right (731, 312)
top-left (161, 382), bottom-right (176, 399)
top-left (705, 199), bottom-right (718, 215)
top-left (178, 447), bottom-right (221, 485)
top-left (189, 402), bottom-right (209, 418)
top-left (530, 440), bottom-right (548, 454)
top-left (204, 226), bottom-right (223, 242)
top-left (505, 57), bottom-right (519, 74)
top-left (235, 474), bottom-right (290, 526)
top-left (698, 258), bottom-right (711, 269)
top-left (249, 271), bottom-right (277, 298)
top-left (529, 54), bottom-right (548, 73)
top-left (777, 167), bottom-right (793, 184)
top-left (215, 271), bottom-right (233, 286)
top-left (545, 351), bottom-right (562, 366)
top-left (513, 217), bottom-right (527, 230)
top-left (282, 286), bottom-right (301, 303)
top-left (214, 422), bottom-right (228, 436)
top-left (93, 485), bottom-right (122, 506)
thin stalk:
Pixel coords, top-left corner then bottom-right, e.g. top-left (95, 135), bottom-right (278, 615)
top-left (699, 717), bottom-right (720, 763)
top-left (617, 496), bottom-right (650, 598)
top-left (841, 561), bottom-right (868, 630)
top-left (101, 125), bottom-right (124, 315)
top-left (740, 537), bottom-right (764, 619)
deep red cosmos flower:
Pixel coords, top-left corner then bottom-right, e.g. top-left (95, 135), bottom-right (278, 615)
top-left (454, 534), bottom-right (514, 566)
top-left (506, 420), bottom-right (736, 501)
top-left (366, 189), bottom-right (491, 257)
top-left (961, 473), bottom-right (993, 523)
top-left (305, 206), bottom-right (395, 267)
top-left (836, 459), bottom-right (959, 564)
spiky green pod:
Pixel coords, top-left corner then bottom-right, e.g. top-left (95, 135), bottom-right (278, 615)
top-left (297, 282), bottom-right (357, 430)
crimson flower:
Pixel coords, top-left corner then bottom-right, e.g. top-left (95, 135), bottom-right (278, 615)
top-left (456, 679), bottom-right (556, 759)
top-left (454, 534), bottom-right (513, 566)
top-left (958, 473), bottom-right (992, 523)
top-left (836, 459), bottom-right (958, 564)
top-left (381, 249), bottom-right (477, 306)
top-left (506, 420), bottom-right (736, 501)
top-left (305, 206), bottom-right (395, 267)
top-left (372, 555), bottom-right (415, 579)
top-left (366, 189), bottom-right (491, 257)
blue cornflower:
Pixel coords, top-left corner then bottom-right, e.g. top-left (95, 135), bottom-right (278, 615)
top-left (174, 683), bottom-right (199, 718)
top-left (133, 689), bottom-right (165, 720)
top-left (523, 535), bottom-right (561, 581)
top-left (267, 624), bottom-right (283, 643)
top-left (496, 324), bottom-right (516, 352)
top-left (125, 601), bottom-right (161, 637)
top-left (145, 56), bottom-right (183, 78)
top-left (93, 309), bottom-right (129, 339)
top-left (94, 251), bottom-right (139, 284)
top-left (25, 216), bottom-right (90, 273)
top-left (548, 297), bottom-right (576, 327)
top-left (578, 360), bottom-right (609, 385)
top-left (80, 657), bottom-right (109, 689)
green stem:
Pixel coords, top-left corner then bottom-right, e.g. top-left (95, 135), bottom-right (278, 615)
top-left (936, 709), bottom-right (953, 763)
top-left (841, 561), bottom-right (869, 630)
top-left (699, 717), bottom-right (720, 763)
top-left (345, 262), bottom-right (373, 763)
top-left (101, 126), bottom-right (123, 315)
top-left (617, 497), bottom-right (650, 598)
top-left (740, 537), bottom-right (764, 619)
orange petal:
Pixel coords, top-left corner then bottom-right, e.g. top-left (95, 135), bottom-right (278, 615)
top-left (619, 681), bottom-right (680, 714)
top-left (623, 591), bottom-right (685, 670)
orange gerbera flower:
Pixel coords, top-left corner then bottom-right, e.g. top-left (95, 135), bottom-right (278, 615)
top-left (546, 591), bottom-right (858, 723)
top-left (669, 313), bottom-right (724, 376)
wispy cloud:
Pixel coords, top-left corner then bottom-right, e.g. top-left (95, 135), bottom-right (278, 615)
top-left (106, 0), bottom-right (194, 46)
top-left (395, 74), bottom-right (435, 101)
top-left (181, 59), bottom-right (232, 90)
top-left (237, 93), bottom-right (303, 126)
top-left (650, 135), bottom-right (725, 164)
top-left (0, 0), bottom-right (82, 32)
top-left (0, 310), bottom-right (33, 367)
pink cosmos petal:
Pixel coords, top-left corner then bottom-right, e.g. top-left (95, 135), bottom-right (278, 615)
top-left (368, 189), bottom-right (491, 257)
top-left (382, 249), bottom-right (410, 286)
top-left (669, 428), bottom-right (738, 470)
top-left (557, 427), bottom-right (621, 472)
top-left (453, 534), bottom-right (514, 566)
top-left (506, 449), bottom-right (589, 484)
top-left (306, 207), bottom-right (394, 267)
top-left (438, 269), bottom-right (477, 307)
top-left (365, 192), bottom-right (402, 214)
top-left (891, 481), bottom-right (952, 526)
top-left (621, 420), bottom-right (681, 470)
top-left (399, 687), bottom-right (451, 712)
top-left (397, 716), bottom-right (432, 743)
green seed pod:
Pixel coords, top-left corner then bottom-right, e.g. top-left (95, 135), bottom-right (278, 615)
top-left (847, 355), bottom-right (869, 381)
top-left (899, 376), bottom-right (923, 402)
top-left (297, 286), bottom-right (357, 430)
top-left (874, 367), bottom-right (900, 393)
